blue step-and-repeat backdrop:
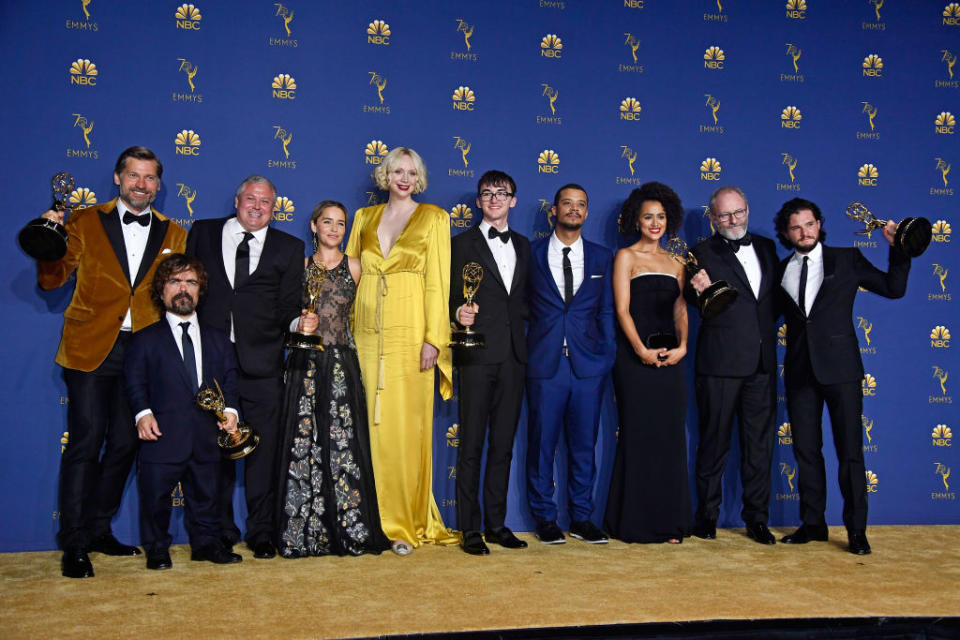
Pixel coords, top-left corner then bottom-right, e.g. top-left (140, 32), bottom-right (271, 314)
top-left (1, 1), bottom-right (957, 551)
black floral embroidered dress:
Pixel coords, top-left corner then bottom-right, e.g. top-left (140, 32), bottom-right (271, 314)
top-left (276, 256), bottom-right (390, 557)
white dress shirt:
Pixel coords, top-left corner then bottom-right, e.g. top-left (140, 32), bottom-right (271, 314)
top-left (478, 220), bottom-right (517, 294)
top-left (221, 217), bottom-right (269, 341)
top-left (731, 240), bottom-right (762, 299)
top-left (548, 232), bottom-right (584, 298)
top-left (781, 242), bottom-right (824, 315)
top-left (116, 199), bottom-right (152, 331)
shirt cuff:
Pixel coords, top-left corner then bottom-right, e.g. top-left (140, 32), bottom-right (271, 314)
top-left (134, 409), bottom-right (153, 424)
top-left (223, 408), bottom-right (238, 418)
top-left (288, 316), bottom-right (301, 333)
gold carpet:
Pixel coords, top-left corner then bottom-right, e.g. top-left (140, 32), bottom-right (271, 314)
top-left (1, 526), bottom-right (957, 639)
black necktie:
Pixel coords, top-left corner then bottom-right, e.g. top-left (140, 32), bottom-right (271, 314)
top-left (797, 256), bottom-right (809, 316)
top-left (180, 321), bottom-right (199, 393)
top-left (235, 232), bottom-right (253, 289)
top-left (727, 233), bottom-right (752, 253)
top-left (562, 246), bottom-right (573, 305)
top-left (122, 211), bottom-right (150, 227)
top-left (488, 226), bottom-right (510, 244)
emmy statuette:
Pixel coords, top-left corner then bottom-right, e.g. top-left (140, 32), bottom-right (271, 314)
top-left (665, 236), bottom-right (738, 320)
top-left (450, 262), bottom-right (486, 349)
top-left (18, 172), bottom-right (75, 261)
top-left (846, 201), bottom-right (932, 258)
top-left (195, 379), bottom-right (260, 460)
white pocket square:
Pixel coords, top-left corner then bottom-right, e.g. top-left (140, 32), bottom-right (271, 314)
top-left (161, 248), bottom-right (172, 254)
top-left (590, 274), bottom-right (604, 279)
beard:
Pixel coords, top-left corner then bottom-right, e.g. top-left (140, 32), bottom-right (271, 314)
top-left (557, 219), bottom-right (582, 231)
top-left (717, 224), bottom-right (747, 241)
top-left (169, 293), bottom-right (196, 316)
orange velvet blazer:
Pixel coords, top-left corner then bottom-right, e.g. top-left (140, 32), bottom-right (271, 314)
top-left (37, 198), bottom-right (187, 372)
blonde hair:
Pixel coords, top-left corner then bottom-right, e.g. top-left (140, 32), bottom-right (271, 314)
top-left (373, 147), bottom-right (428, 194)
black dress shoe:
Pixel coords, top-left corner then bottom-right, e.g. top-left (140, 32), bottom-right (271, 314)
top-left (146, 550), bottom-right (172, 570)
top-left (847, 530), bottom-right (871, 555)
top-left (219, 536), bottom-right (236, 551)
top-left (484, 527), bottom-right (528, 549)
top-left (61, 549), bottom-right (94, 578)
top-left (746, 522), bottom-right (776, 545)
top-left (191, 545), bottom-right (243, 564)
top-left (535, 520), bottom-right (566, 545)
top-left (252, 540), bottom-right (276, 559)
top-left (461, 531), bottom-right (490, 556)
top-left (569, 520), bottom-right (609, 544)
top-left (692, 520), bottom-right (717, 540)
top-left (781, 524), bottom-right (829, 544)
top-left (88, 533), bottom-right (142, 556)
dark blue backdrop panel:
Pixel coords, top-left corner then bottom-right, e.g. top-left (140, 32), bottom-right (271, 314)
top-left (0, 0), bottom-right (956, 551)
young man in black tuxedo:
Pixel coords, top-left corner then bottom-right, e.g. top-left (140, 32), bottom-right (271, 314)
top-left (186, 175), bottom-right (305, 559)
top-left (125, 254), bottom-right (242, 569)
top-left (775, 197), bottom-right (910, 555)
top-left (450, 170), bottom-right (531, 555)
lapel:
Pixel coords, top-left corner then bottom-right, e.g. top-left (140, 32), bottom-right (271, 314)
top-left (469, 226), bottom-right (505, 292)
top-left (132, 208), bottom-right (169, 288)
top-left (535, 238), bottom-right (564, 303)
top-left (98, 201), bottom-right (130, 283)
top-left (779, 254), bottom-right (804, 317)
top-left (807, 245), bottom-right (836, 317)
top-left (250, 226), bottom-right (275, 281)
top-left (206, 217), bottom-right (231, 287)
top-left (713, 235), bottom-right (753, 300)
top-left (199, 326), bottom-right (216, 390)
top-left (755, 240), bottom-right (775, 301)
top-left (509, 230), bottom-right (527, 295)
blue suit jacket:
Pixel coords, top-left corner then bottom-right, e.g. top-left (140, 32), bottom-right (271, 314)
top-left (526, 236), bottom-right (616, 379)
top-left (125, 319), bottom-right (239, 464)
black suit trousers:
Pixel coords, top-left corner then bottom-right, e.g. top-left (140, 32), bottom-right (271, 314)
top-left (219, 369), bottom-right (283, 544)
top-left (139, 458), bottom-right (220, 553)
top-left (694, 369), bottom-right (776, 525)
top-left (59, 332), bottom-right (138, 550)
top-left (455, 356), bottom-right (525, 533)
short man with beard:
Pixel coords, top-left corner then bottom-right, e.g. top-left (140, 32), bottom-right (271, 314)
top-left (125, 253), bottom-right (242, 570)
top-left (687, 186), bottom-right (780, 545)
top-left (36, 146), bottom-right (187, 578)
top-left (525, 184), bottom-right (616, 545)
top-left (774, 198), bottom-right (909, 555)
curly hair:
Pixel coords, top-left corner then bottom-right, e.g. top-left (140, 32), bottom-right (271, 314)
top-left (151, 253), bottom-right (208, 312)
top-left (618, 181), bottom-right (683, 236)
top-left (373, 147), bottom-right (428, 194)
top-left (773, 197), bottom-right (827, 250)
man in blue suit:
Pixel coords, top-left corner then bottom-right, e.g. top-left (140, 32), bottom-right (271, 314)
top-left (526, 184), bottom-right (616, 545)
top-left (125, 253), bottom-right (243, 570)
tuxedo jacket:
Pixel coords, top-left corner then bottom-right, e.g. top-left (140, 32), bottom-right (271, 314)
top-left (450, 225), bottom-right (530, 367)
top-left (526, 236), bottom-right (616, 379)
top-left (777, 245), bottom-right (910, 387)
top-left (37, 198), bottom-right (187, 372)
top-left (125, 320), bottom-right (239, 464)
top-left (186, 217), bottom-right (304, 378)
top-left (686, 233), bottom-right (779, 377)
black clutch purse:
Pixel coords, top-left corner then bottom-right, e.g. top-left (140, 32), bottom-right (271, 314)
top-left (645, 333), bottom-right (679, 350)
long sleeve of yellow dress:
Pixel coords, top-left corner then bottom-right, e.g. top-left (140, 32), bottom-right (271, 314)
top-left (346, 203), bottom-right (458, 546)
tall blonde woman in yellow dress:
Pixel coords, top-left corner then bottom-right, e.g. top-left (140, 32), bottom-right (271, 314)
top-left (346, 147), bottom-right (457, 555)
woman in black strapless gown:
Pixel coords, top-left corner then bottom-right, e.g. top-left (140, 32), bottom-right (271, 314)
top-left (604, 182), bottom-right (692, 544)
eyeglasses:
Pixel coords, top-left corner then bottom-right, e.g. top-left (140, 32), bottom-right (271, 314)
top-left (715, 208), bottom-right (747, 223)
top-left (479, 190), bottom-right (514, 201)
top-left (166, 278), bottom-right (200, 288)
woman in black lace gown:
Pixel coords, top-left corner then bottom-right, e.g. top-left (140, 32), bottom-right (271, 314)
top-left (604, 182), bottom-right (692, 544)
top-left (276, 201), bottom-right (390, 557)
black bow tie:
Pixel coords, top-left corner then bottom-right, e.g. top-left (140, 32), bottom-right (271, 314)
top-left (488, 226), bottom-right (510, 244)
top-left (726, 233), bottom-right (752, 253)
top-left (122, 211), bottom-right (151, 227)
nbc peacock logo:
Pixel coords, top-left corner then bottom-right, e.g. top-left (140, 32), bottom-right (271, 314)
top-left (60, 432), bottom-right (69, 454)
top-left (777, 422), bottom-right (792, 445)
top-left (857, 163), bottom-right (879, 187)
top-left (932, 220), bottom-right (952, 243)
top-left (932, 424), bottom-right (952, 447)
top-left (364, 140), bottom-right (388, 165)
top-left (619, 98), bottom-right (642, 121)
top-left (700, 157), bottom-right (722, 181)
top-left (777, 324), bottom-right (787, 346)
top-left (367, 19), bottom-right (390, 45)
top-left (452, 86), bottom-right (476, 111)
top-left (446, 424), bottom-right (459, 447)
top-left (69, 58), bottom-right (98, 86)
top-left (449, 204), bottom-right (473, 229)
top-left (69, 188), bottom-right (97, 208)
top-left (174, 3), bottom-right (201, 30)
top-left (540, 34), bottom-right (563, 59)
top-left (945, 3), bottom-right (960, 25)
top-left (780, 106), bottom-right (802, 129)
top-left (862, 54), bottom-right (883, 77)
top-left (174, 129), bottom-right (201, 156)
top-left (272, 74), bottom-right (296, 100)
top-left (704, 46), bottom-right (724, 70)
top-left (865, 470), bottom-right (879, 493)
top-left (935, 111), bottom-right (956, 134)
top-left (786, 0), bottom-right (807, 19)
top-left (538, 149), bottom-right (560, 174)
top-left (272, 196), bottom-right (294, 223)
top-left (931, 325), bottom-right (951, 348)
top-left (862, 373), bottom-right (877, 396)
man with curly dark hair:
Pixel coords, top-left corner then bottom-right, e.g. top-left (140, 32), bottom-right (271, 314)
top-left (686, 186), bottom-right (780, 545)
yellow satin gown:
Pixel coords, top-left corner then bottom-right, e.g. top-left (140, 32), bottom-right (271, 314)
top-left (346, 203), bottom-right (458, 547)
